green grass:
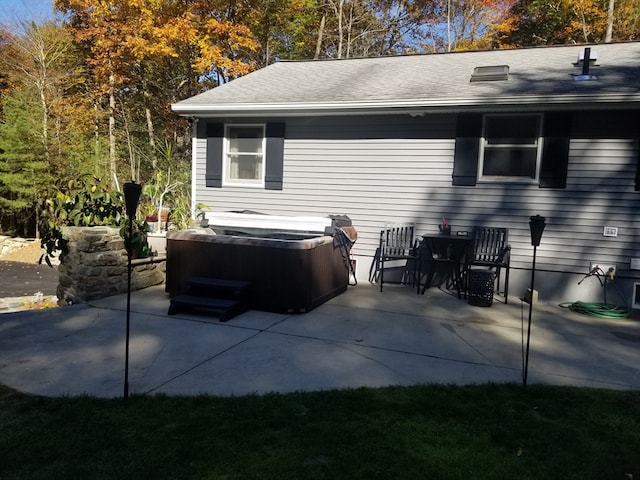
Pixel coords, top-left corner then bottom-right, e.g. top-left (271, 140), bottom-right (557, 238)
top-left (1, 383), bottom-right (638, 479)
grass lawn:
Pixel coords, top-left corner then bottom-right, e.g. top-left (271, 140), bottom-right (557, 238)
top-left (1, 383), bottom-right (638, 479)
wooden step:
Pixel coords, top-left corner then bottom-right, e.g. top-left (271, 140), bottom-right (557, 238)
top-left (168, 294), bottom-right (247, 322)
top-left (186, 277), bottom-right (252, 300)
top-left (187, 277), bottom-right (252, 290)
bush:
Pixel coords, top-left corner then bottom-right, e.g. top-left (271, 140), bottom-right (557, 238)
top-left (38, 175), bottom-right (148, 265)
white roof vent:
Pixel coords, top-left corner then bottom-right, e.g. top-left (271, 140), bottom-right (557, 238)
top-left (470, 65), bottom-right (509, 82)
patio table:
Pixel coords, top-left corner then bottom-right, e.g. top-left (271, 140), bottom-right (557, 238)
top-left (419, 234), bottom-right (470, 298)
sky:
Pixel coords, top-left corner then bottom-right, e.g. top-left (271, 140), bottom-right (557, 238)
top-left (0, 0), bottom-right (55, 27)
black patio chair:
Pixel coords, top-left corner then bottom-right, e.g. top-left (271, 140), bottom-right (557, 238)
top-left (467, 226), bottom-right (511, 303)
top-left (376, 223), bottom-right (421, 292)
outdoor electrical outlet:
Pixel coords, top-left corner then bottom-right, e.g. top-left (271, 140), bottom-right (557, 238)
top-left (523, 288), bottom-right (538, 305)
top-left (590, 263), bottom-right (616, 277)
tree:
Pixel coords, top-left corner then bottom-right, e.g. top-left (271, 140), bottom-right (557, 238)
top-left (491, 0), bottom-right (631, 47)
top-left (225, 0), bottom-right (308, 66)
top-left (276, 0), bottom-right (514, 59)
top-left (408, 0), bottom-right (515, 52)
top-left (0, 21), bottom-right (88, 236)
top-left (53, 0), bottom-right (258, 190)
top-left (611, 0), bottom-right (640, 40)
top-left (0, 89), bottom-right (51, 236)
top-left (0, 21), bottom-right (81, 174)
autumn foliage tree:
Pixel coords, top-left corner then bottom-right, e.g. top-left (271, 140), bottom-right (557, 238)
top-left (53, 0), bottom-right (257, 189)
top-left (492, 0), bottom-right (638, 46)
top-left (610, 0), bottom-right (640, 41)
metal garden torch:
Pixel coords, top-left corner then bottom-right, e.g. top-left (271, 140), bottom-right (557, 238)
top-left (523, 214), bottom-right (546, 388)
top-left (123, 181), bottom-right (142, 400)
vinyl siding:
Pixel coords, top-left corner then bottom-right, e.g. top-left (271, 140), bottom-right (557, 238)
top-left (193, 112), bottom-right (640, 284)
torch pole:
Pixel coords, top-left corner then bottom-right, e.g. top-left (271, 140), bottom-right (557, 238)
top-left (123, 181), bottom-right (141, 400)
top-left (124, 215), bottom-right (133, 400)
top-left (523, 244), bottom-right (537, 388)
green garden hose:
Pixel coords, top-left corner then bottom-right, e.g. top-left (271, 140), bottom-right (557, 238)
top-left (559, 301), bottom-right (630, 319)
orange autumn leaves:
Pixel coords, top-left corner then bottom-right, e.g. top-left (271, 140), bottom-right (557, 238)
top-left (53, 0), bottom-right (258, 92)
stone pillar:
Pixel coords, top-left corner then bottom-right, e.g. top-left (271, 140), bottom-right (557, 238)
top-left (57, 226), bottom-right (165, 305)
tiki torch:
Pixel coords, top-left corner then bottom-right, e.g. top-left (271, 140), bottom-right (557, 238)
top-left (523, 214), bottom-right (546, 388)
top-left (123, 181), bottom-right (142, 399)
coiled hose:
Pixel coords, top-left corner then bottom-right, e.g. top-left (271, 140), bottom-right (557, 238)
top-left (559, 301), bottom-right (630, 319)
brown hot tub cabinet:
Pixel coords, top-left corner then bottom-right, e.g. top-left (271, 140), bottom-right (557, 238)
top-left (166, 230), bottom-right (349, 313)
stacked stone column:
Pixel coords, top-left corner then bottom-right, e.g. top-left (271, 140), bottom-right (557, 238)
top-left (57, 227), bottom-right (165, 305)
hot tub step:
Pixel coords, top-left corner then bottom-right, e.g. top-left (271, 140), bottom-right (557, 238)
top-left (168, 294), bottom-right (247, 322)
top-left (186, 277), bottom-right (252, 300)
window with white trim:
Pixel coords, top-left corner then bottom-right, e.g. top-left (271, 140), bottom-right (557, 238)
top-left (224, 125), bottom-right (265, 186)
top-left (479, 114), bottom-right (543, 181)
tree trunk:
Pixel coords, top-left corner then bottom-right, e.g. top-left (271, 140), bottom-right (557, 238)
top-left (345, 3), bottom-right (354, 58)
top-left (447, 0), bottom-right (452, 52)
top-left (605, 0), bottom-right (615, 42)
top-left (314, 14), bottom-right (326, 59)
top-left (109, 71), bottom-right (118, 190)
top-left (121, 104), bottom-right (137, 181)
top-left (39, 84), bottom-right (49, 163)
top-left (142, 76), bottom-right (156, 154)
top-left (94, 101), bottom-right (101, 170)
top-left (337, 0), bottom-right (344, 58)
top-left (145, 107), bottom-right (155, 149)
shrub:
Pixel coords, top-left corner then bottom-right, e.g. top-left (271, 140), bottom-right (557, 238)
top-left (38, 175), bottom-right (148, 265)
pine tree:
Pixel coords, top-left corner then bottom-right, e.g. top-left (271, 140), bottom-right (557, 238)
top-left (0, 90), bottom-right (52, 236)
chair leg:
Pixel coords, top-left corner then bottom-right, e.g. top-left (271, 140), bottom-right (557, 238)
top-left (495, 267), bottom-right (502, 295)
top-left (420, 263), bottom-right (435, 295)
top-left (379, 257), bottom-right (384, 292)
top-left (369, 248), bottom-right (381, 284)
top-left (504, 266), bottom-right (510, 304)
top-left (461, 265), bottom-right (469, 299)
top-left (453, 269), bottom-right (462, 299)
top-left (410, 258), bottom-right (416, 289)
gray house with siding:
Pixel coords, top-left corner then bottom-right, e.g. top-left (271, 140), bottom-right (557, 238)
top-left (172, 41), bottom-right (640, 305)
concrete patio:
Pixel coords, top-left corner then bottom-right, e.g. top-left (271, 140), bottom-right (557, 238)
top-left (0, 282), bottom-right (638, 398)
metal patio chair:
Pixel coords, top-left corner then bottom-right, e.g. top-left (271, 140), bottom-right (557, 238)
top-left (467, 226), bottom-right (511, 303)
top-left (377, 223), bottom-right (421, 292)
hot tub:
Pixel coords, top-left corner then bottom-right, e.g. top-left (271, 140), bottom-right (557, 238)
top-left (165, 227), bottom-right (351, 313)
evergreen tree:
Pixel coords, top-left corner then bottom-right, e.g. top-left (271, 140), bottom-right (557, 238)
top-left (0, 89), bottom-right (52, 236)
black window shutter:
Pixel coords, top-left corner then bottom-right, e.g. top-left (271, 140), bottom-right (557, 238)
top-left (265, 122), bottom-right (285, 190)
top-left (452, 114), bottom-right (482, 186)
top-left (205, 122), bottom-right (224, 188)
top-left (539, 112), bottom-right (571, 188)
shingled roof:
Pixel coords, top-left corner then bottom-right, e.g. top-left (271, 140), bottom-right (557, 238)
top-left (172, 42), bottom-right (640, 117)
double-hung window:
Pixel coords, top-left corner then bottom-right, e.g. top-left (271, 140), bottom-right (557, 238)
top-left (479, 114), bottom-right (543, 182)
top-left (224, 125), bottom-right (265, 187)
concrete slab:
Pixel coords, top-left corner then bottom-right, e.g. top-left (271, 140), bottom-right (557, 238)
top-left (0, 283), bottom-right (638, 398)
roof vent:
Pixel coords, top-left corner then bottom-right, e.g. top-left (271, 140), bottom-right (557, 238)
top-left (573, 47), bottom-right (597, 81)
top-left (470, 65), bottom-right (509, 82)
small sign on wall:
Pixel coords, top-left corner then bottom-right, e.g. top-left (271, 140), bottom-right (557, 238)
top-left (603, 226), bottom-right (618, 237)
